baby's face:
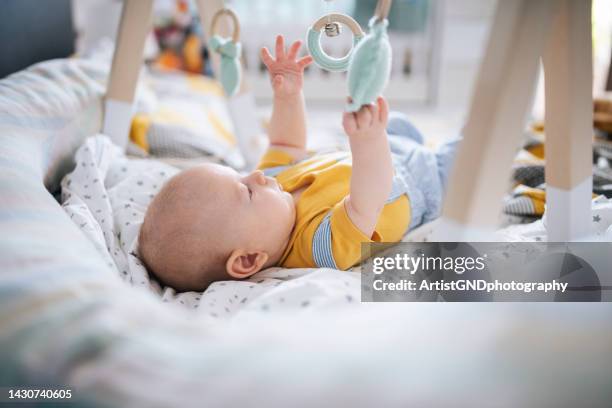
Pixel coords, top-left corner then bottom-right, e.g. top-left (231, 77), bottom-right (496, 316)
top-left (190, 164), bottom-right (296, 250)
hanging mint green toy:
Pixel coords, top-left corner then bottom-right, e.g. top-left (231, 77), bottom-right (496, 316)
top-left (346, 0), bottom-right (393, 112)
top-left (209, 8), bottom-right (242, 97)
top-left (306, 13), bottom-right (365, 72)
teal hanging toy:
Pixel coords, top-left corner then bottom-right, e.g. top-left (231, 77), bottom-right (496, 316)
top-left (346, 0), bottom-right (393, 112)
top-left (306, 13), bottom-right (365, 72)
top-left (209, 8), bottom-right (242, 97)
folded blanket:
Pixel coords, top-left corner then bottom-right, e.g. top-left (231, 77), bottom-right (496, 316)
top-left (129, 70), bottom-right (245, 169)
top-left (504, 125), bottom-right (612, 219)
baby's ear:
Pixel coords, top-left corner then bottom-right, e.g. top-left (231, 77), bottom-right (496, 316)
top-left (226, 249), bottom-right (269, 279)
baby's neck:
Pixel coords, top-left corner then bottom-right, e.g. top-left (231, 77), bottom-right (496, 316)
top-left (266, 225), bottom-right (294, 268)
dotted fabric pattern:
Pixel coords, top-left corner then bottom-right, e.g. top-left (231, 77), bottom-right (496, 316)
top-left (60, 135), bottom-right (361, 318)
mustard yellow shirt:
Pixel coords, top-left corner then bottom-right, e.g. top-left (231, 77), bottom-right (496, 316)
top-left (257, 149), bottom-right (410, 270)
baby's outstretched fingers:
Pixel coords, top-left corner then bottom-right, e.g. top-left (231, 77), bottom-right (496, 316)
top-left (342, 111), bottom-right (358, 134)
top-left (297, 55), bottom-right (313, 69)
top-left (287, 40), bottom-right (302, 60)
top-left (376, 96), bottom-right (389, 124)
top-left (356, 105), bottom-right (373, 129)
top-left (370, 102), bottom-right (379, 123)
top-left (261, 47), bottom-right (274, 68)
top-left (260, 35), bottom-right (309, 96)
top-left (275, 35), bottom-right (285, 59)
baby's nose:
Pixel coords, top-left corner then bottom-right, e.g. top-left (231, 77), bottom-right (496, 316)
top-left (252, 170), bottom-right (266, 185)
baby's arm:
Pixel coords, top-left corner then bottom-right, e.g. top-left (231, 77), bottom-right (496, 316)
top-left (260, 35), bottom-right (313, 160)
top-left (342, 97), bottom-right (393, 238)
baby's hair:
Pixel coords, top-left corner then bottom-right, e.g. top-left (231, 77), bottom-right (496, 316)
top-left (138, 169), bottom-right (231, 292)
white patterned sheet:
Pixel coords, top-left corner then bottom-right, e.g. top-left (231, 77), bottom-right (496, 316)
top-left (61, 135), bottom-right (361, 317)
top-left (61, 134), bottom-right (612, 322)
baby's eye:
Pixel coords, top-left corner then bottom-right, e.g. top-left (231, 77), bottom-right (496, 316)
top-left (247, 186), bottom-right (253, 199)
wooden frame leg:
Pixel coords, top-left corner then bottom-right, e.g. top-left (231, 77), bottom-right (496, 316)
top-left (433, 0), bottom-right (556, 240)
top-left (103, 0), bottom-right (153, 149)
top-left (543, 0), bottom-right (593, 241)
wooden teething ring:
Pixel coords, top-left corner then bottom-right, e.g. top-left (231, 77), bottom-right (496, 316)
top-left (374, 0), bottom-right (392, 23)
top-left (307, 13), bottom-right (365, 72)
top-left (210, 8), bottom-right (241, 42)
top-left (312, 13), bottom-right (364, 37)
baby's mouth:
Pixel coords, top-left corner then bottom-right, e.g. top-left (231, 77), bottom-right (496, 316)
top-left (266, 176), bottom-right (281, 190)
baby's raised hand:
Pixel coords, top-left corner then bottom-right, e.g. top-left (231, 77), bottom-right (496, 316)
top-left (261, 35), bottom-right (313, 98)
top-left (342, 97), bottom-right (389, 141)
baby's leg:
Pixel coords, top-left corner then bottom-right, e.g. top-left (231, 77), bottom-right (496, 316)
top-left (387, 112), bottom-right (424, 145)
top-left (386, 113), bottom-right (461, 228)
top-left (387, 111), bottom-right (460, 189)
top-left (386, 112), bottom-right (427, 162)
top-left (434, 137), bottom-right (461, 192)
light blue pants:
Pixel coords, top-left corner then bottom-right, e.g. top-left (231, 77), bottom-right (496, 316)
top-left (386, 112), bottom-right (461, 230)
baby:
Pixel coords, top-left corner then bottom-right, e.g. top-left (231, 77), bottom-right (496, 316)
top-left (139, 35), bottom-right (459, 292)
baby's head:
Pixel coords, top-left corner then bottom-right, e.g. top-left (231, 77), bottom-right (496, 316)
top-left (139, 164), bottom-right (295, 291)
